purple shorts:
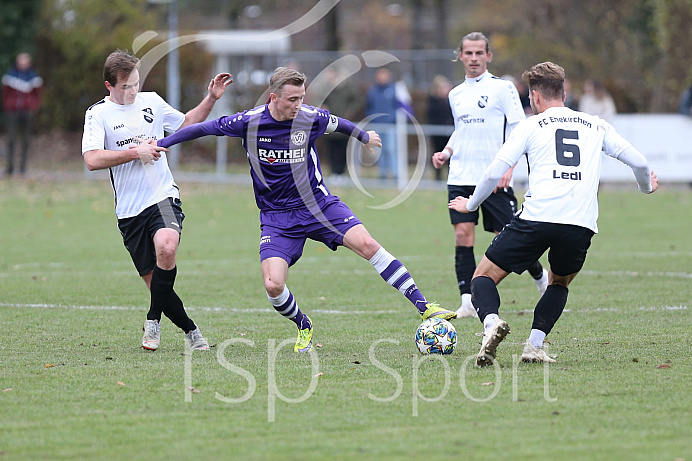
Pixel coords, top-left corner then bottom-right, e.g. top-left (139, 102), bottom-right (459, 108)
top-left (259, 195), bottom-right (362, 266)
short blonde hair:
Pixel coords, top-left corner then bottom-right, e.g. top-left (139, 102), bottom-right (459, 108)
top-left (521, 62), bottom-right (565, 101)
top-left (269, 67), bottom-right (306, 95)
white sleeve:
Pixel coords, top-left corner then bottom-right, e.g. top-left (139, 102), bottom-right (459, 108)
top-left (445, 128), bottom-right (458, 151)
top-left (617, 145), bottom-right (653, 193)
top-left (465, 158), bottom-right (514, 211)
top-left (503, 83), bottom-right (527, 125)
top-left (505, 120), bottom-right (520, 142)
top-left (82, 108), bottom-right (106, 154)
top-left (156, 93), bottom-right (185, 133)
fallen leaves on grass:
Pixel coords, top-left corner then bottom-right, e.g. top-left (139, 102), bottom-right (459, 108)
top-left (656, 364), bottom-right (671, 369)
top-left (44, 364), bottom-right (54, 368)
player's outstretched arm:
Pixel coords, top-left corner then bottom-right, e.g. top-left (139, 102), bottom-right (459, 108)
top-left (180, 72), bottom-right (233, 128)
top-left (617, 146), bottom-right (658, 193)
top-left (158, 120), bottom-right (220, 149)
top-left (83, 139), bottom-right (168, 171)
top-left (461, 158), bottom-right (513, 211)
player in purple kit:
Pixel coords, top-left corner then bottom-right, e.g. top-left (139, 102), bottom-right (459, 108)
top-left (158, 67), bottom-right (455, 352)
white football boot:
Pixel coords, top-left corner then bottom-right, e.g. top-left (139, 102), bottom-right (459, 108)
top-left (185, 327), bottom-right (210, 351)
top-left (142, 319), bottom-right (161, 351)
top-left (476, 317), bottom-right (510, 367)
top-left (521, 341), bottom-right (556, 363)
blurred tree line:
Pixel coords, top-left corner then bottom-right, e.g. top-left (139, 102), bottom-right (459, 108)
top-left (0, 0), bottom-right (690, 132)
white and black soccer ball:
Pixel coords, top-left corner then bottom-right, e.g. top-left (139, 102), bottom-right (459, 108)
top-left (415, 318), bottom-right (457, 355)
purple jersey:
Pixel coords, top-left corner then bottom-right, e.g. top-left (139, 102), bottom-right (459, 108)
top-left (163, 104), bottom-right (332, 211)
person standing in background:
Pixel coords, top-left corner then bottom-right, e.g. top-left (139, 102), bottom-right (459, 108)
top-left (678, 84), bottom-right (692, 116)
top-left (320, 67), bottom-right (361, 183)
top-left (366, 68), bottom-right (398, 180)
top-left (2, 53), bottom-right (42, 176)
top-left (426, 75), bottom-right (454, 181)
top-left (578, 79), bottom-right (616, 123)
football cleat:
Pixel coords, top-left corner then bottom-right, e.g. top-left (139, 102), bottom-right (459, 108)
top-left (521, 341), bottom-right (556, 363)
top-left (420, 302), bottom-right (456, 321)
top-left (142, 319), bottom-right (161, 351)
top-left (476, 318), bottom-right (510, 367)
top-left (185, 327), bottom-right (210, 351)
top-left (455, 293), bottom-right (478, 318)
top-left (534, 268), bottom-right (549, 296)
top-left (294, 315), bottom-right (313, 353)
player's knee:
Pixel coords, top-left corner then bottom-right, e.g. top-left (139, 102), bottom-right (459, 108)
top-left (264, 278), bottom-right (285, 298)
top-left (157, 242), bottom-right (177, 259)
top-left (362, 238), bottom-right (381, 259)
top-left (453, 228), bottom-right (474, 246)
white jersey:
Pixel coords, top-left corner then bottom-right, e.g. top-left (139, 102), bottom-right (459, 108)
top-left (495, 106), bottom-right (632, 233)
top-left (82, 92), bottom-right (185, 219)
top-left (446, 70), bottom-right (526, 186)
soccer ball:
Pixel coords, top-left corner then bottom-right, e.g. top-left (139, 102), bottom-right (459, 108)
top-left (415, 318), bottom-right (457, 355)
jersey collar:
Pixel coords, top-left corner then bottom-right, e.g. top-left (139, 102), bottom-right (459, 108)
top-left (465, 70), bottom-right (490, 85)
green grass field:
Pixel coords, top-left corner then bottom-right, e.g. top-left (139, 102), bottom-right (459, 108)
top-left (0, 177), bottom-right (690, 460)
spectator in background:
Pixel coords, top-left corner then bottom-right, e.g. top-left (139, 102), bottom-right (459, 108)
top-left (578, 79), bottom-right (616, 122)
top-left (366, 68), bottom-right (398, 180)
top-left (320, 67), bottom-right (361, 183)
top-left (564, 78), bottom-right (578, 110)
top-left (678, 84), bottom-right (692, 115)
top-left (427, 75), bottom-right (454, 181)
top-left (2, 52), bottom-right (42, 176)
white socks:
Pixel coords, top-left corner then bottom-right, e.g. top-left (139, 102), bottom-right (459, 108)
top-left (483, 313), bottom-right (499, 332)
top-left (529, 329), bottom-right (547, 349)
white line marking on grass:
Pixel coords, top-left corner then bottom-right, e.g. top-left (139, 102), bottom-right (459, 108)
top-left (0, 302), bottom-right (400, 315)
top-left (1, 303), bottom-right (686, 315)
top-left (581, 270), bottom-right (692, 279)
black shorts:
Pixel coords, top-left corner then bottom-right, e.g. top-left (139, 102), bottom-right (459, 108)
top-left (448, 185), bottom-right (517, 233)
top-left (117, 198), bottom-right (184, 276)
top-left (485, 217), bottom-right (594, 276)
